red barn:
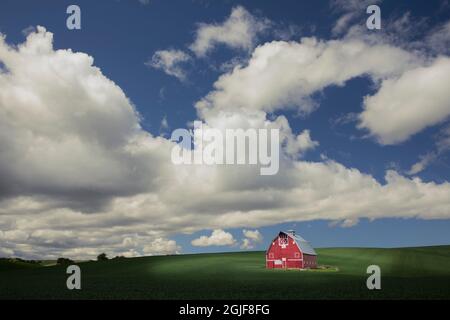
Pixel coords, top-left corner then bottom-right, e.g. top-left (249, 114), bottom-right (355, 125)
top-left (266, 230), bottom-right (317, 269)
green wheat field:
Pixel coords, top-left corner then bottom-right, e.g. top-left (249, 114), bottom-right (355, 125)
top-left (1, 246), bottom-right (450, 299)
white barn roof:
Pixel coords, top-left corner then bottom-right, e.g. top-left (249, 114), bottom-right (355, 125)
top-left (284, 231), bottom-right (317, 256)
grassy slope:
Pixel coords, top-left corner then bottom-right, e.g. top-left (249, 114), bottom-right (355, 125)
top-left (0, 259), bottom-right (42, 272)
top-left (1, 246), bottom-right (449, 299)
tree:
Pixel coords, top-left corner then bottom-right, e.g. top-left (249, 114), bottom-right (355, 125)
top-left (57, 257), bottom-right (74, 265)
top-left (97, 253), bottom-right (108, 261)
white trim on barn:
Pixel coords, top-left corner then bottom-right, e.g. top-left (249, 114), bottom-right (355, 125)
top-left (266, 259), bottom-right (303, 262)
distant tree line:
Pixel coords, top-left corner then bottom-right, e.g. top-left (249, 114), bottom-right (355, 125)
top-left (96, 253), bottom-right (126, 261)
top-left (0, 257), bottom-right (42, 264)
top-left (56, 257), bottom-right (74, 265)
top-left (1, 253), bottom-right (127, 265)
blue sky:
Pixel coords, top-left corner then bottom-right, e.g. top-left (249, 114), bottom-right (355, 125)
top-left (2, 0), bottom-right (448, 180)
top-left (0, 0), bottom-right (450, 259)
top-left (178, 218), bottom-right (450, 254)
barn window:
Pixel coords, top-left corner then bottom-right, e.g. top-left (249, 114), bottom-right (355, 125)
top-left (294, 252), bottom-right (300, 258)
top-left (269, 253), bottom-right (274, 259)
top-left (278, 234), bottom-right (288, 246)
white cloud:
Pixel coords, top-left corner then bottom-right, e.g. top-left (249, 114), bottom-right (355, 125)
top-left (407, 125), bottom-right (450, 175)
top-left (427, 20), bottom-right (450, 54)
top-left (340, 218), bottom-right (359, 228)
top-left (242, 229), bottom-right (262, 242)
top-left (285, 129), bottom-right (319, 157)
top-left (330, 0), bottom-right (382, 36)
top-left (0, 247), bottom-right (14, 257)
top-left (0, 26), bottom-right (171, 210)
top-left (143, 238), bottom-right (181, 255)
top-left (359, 57), bottom-right (450, 145)
top-left (21, 25), bottom-right (36, 37)
top-left (0, 26), bottom-right (178, 259)
top-left (407, 152), bottom-right (438, 175)
top-left (146, 49), bottom-right (191, 81)
top-left (189, 6), bottom-right (270, 57)
top-left (240, 229), bottom-right (263, 249)
top-left (191, 229), bottom-right (236, 247)
top-left (437, 125), bottom-right (450, 151)
top-left (332, 12), bottom-right (357, 36)
top-left (195, 37), bottom-right (419, 120)
top-left (1, 26), bottom-right (450, 260)
top-left (160, 115), bottom-right (169, 131)
top-left (240, 238), bottom-right (253, 249)
top-left (190, 109), bottom-right (318, 162)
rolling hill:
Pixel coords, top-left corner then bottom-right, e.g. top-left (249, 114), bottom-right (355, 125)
top-left (1, 246), bottom-right (450, 299)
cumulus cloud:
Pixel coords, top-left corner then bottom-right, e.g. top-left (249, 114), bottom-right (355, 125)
top-left (191, 229), bottom-right (236, 247)
top-left (285, 129), bottom-right (319, 158)
top-left (240, 229), bottom-right (262, 249)
top-left (1, 26), bottom-right (450, 260)
top-left (145, 49), bottom-right (191, 81)
top-left (0, 26), bottom-right (172, 210)
top-left (143, 238), bottom-right (181, 255)
top-left (359, 57), bottom-right (450, 145)
top-left (189, 6), bottom-right (270, 57)
top-left (192, 11), bottom-right (441, 148)
top-left (0, 26), bottom-right (178, 258)
top-left (195, 37), bottom-right (419, 120)
top-left (240, 239), bottom-right (253, 250)
top-left (243, 229), bottom-right (262, 242)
